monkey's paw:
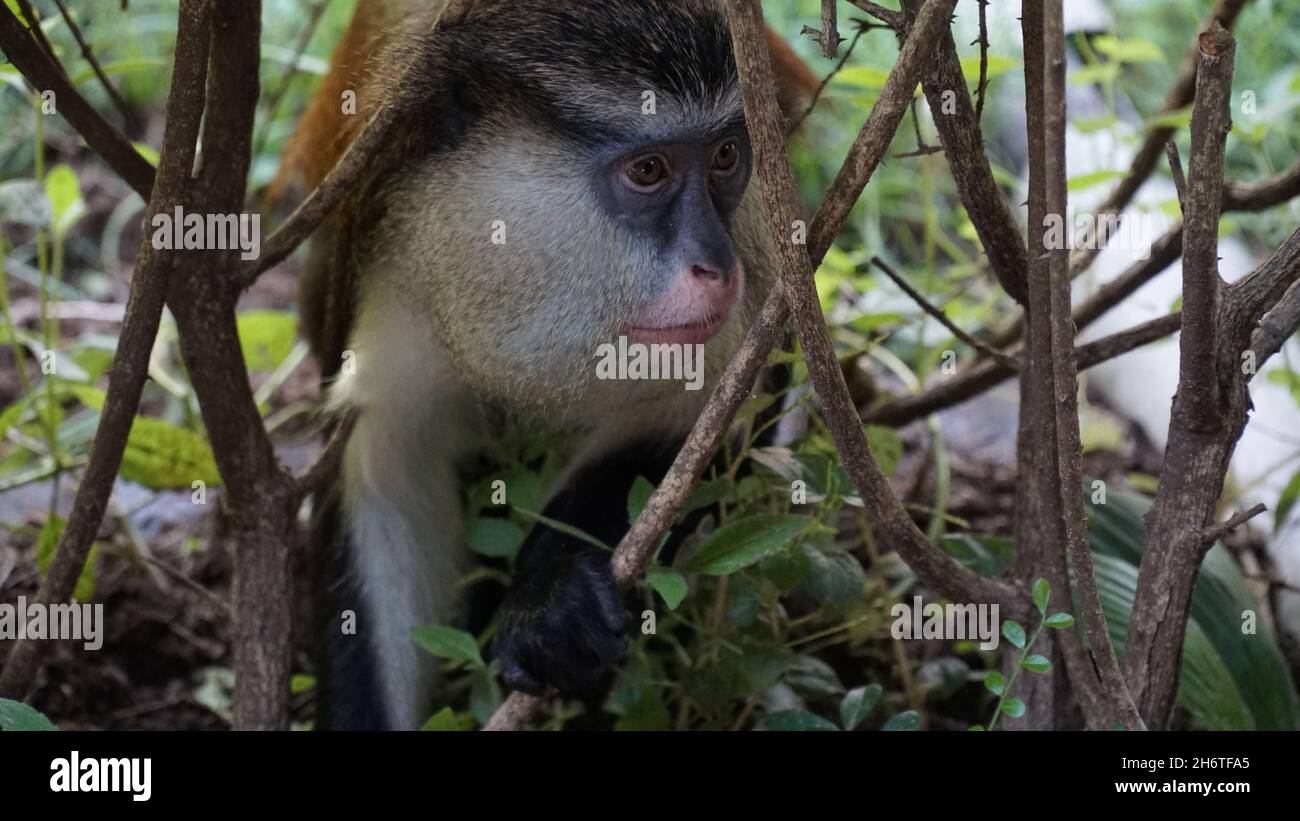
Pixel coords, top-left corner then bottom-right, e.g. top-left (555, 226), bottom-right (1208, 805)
top-left (492, 548), bottom-right (629, 697)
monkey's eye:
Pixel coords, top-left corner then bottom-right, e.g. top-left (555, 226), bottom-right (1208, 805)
top-left (712, 139), bottom-right (740, 175)
top-left (624, 154), bottom-right (670, 191)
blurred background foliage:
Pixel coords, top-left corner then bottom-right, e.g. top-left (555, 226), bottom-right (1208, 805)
top-left (1, 0), bottom-right (1298, 730)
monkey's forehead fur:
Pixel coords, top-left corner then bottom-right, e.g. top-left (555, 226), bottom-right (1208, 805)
top-left (408, 0), bottom-right (745, 145)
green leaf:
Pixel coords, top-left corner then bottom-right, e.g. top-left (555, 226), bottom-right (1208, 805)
top-left (984, 670), bottom-right (1005, 696)
top-left (36, 515), bottom-right (95, 603)
top-left (1032, 578), bottom-right (1050, 614)
top-left (1086, 486), bottom-right (1300, 730)
top-left (411, 625), bottom-right (484, 668)
top-left (1044, 613), bottom-right (1075, 630)
top-left (1003, 697), bottom-right (1026, 718)
top-left (44, 164), bottom-right (85, 238)
top-left (1022, 654), bottom-right (1052, 674)
top-left (0, 395), bottom-right (32, 442)
top-left (421, 706), bottom-right (473, 731)
top-left (0, 699), bottom-right (57, 731)
top-left (236, 310), bottom-right (297, 372)
top-left (686, 514), bottom-right (814, 576)
top-left (121, 416), bottom-right (222, 490)
top-left (1001, 620), bottom-right (1026, 649)
top-left (290, 674), bottom-right (316, 695)
top-left (627, 475), bottom-right (655, 525)
top-left (865, 425), bottom-right (902, 478)
top-left (1092, 35), bottom-right (1166, 64)
top-left (761, 710), bottom-right (840, 731)
top-left (881, 710), bottom-right (920, 731)
top-left (465, 516), bottom-right (525, 559)
top-left (646, 567), bottom-right (687, 610)
top-left (1068, 169), bottom-right (1125, 193)
top-left (3, 0), bottom-right (31, 28)
top-left (969, 724), bottom-right (985, 731)
top-left (839, 684), bottom-right (882, 730)
top-left (1275, 469), bottom-right (1300, 529)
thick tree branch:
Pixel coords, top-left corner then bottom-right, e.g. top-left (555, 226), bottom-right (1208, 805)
top-left (1017, 0), bottom-right (1106, 728)
top-left (1045, 0), bottom-right (1143, 731)
top-left (1124, 23), bottom-right (1241, 729)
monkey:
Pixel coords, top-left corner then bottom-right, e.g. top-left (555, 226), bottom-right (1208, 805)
top-left (276, 0), bottom-right (818, 730)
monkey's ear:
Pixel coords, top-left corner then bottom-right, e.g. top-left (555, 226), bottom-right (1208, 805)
top-left (765, 27), bottom-right (819, 128)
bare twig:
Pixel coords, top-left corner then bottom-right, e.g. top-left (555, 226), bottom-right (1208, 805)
top-left (819, 0), bottom-right (840, 58)
top-left (864, 311), bottom-right (1182, 427)
top-left (50, 0), bottom-right (136, 126)
top-left (849, 0), bottom-right (905, 30)
top-left (0, 4), bottom-right (155, 198)
top-left (871, 256), bottom-right (1019, 369)
top-left (1165, 141), bottom-right (1188, 210)
top-left (974, 0), bottom-right (990, 124)
top-left (0, 0), bottom-right (214, 700)
top-left (1068, 0), bottom-right (1251, 275)
top-left (1203, 503), bottom-right (1268, 543)
top-left (252, 0), bottom-right (329, 159)
top-left (789, 18), bottom-right (873, 135)
top-left (295, 409), bottom-right (357, 496)
top-left (901, 0), bottom-right (1029, 305)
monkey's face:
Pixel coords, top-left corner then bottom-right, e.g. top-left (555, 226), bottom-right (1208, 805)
top-left (369, 122), bottom-right (769, 422)
top-left (357, 0), bottom-right (776, 422)
top-left (595, 132), bottom-right (754, 349)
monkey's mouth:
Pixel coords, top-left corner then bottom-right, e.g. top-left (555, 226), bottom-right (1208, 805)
top-left (627, 312), bottom-right (730, 346)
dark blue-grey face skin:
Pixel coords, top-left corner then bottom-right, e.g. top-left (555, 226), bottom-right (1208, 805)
top-left (591, 126), bottom-right (754, 281)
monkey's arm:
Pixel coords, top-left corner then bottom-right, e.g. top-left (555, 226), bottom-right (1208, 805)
top-left (493, 440), bottom-right (681, 696)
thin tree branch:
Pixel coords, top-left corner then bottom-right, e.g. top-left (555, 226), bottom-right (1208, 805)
top-left (1068, 0), bottom-right (1251, 275)
top-left (295, 409), bottom-right (357, 496)
top-left (0, 0), bottom-right (213, 700)
top-left (0, 4), bottom-right (155, 199)
top-left (1165, 140), bottom-right (1188, 211)
top-left (50, 0), bottom-right (136, 126)
top-left (1203, 503), bottom-right (1267, 543)
top-left (789, 19), bottom-right (874, 136)
top-left (864, 312), bottom-right (1182, 427)
top-left (901, 0), bottom-right (1029, 305)
top-left (871, 256), bottom-right (1019, 369)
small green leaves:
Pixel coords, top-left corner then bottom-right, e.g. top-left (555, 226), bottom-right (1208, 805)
top-left (984, 670), bottom-right (1005, 696)
top-left (0, 699), bottom-right (57, 731)
top-left (762, 710), bottom-right (841, 731)
top-left (411, 625), bottom-right (484, 668)
top-left (646, 568), bottom-right (688, 610)
top-left (1001, 620), bottom-right (1026, 650)
top-left (1032, 578), bottom-right (1050, 614)
top-left (686, 514), bottom-right (814, 576)
top-left (881, 710), bottom-right (920, 731)
top-left (1022, 654), bottom-right (1052, 674)
top-left (840, 683), bottom-right (882, 730)
top-left (1003, 698), bottom-right (1026, 719)
top-left (1044, 612), bottom-right (1076, 630)
top-left (465, 516), bottom-right (525, 559)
